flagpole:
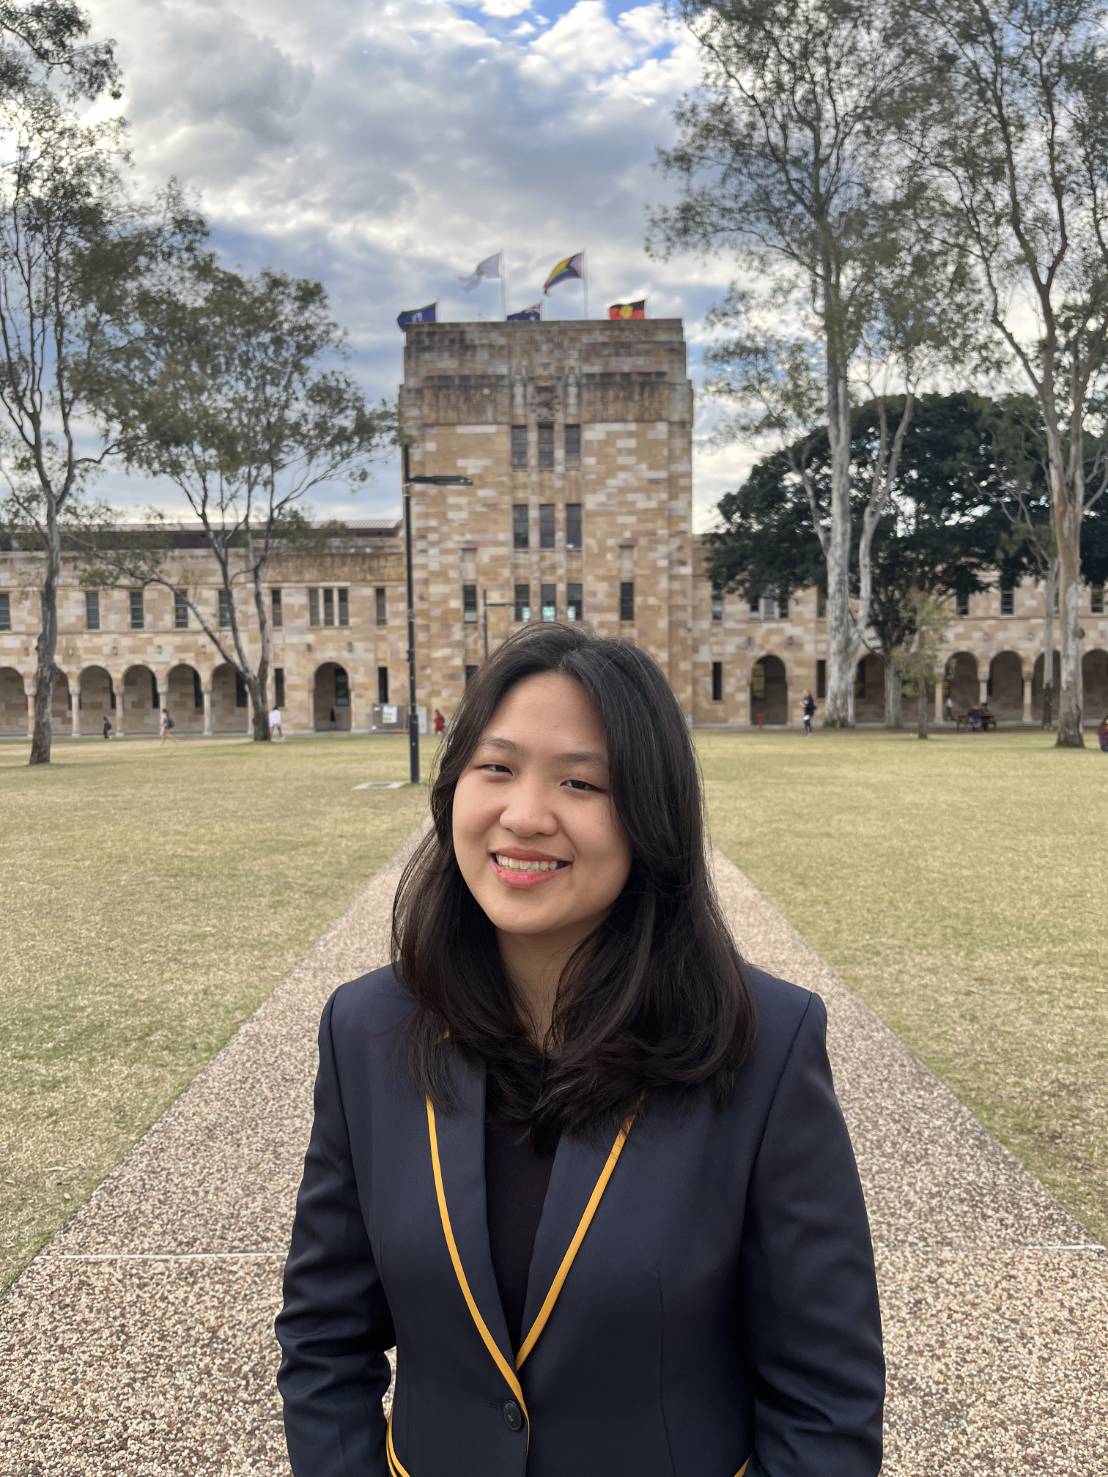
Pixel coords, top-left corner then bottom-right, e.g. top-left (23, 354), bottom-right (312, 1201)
top-left (500, 248), bottom-right (507, 320)
top-left (582, 251), bottom-right (589, 319)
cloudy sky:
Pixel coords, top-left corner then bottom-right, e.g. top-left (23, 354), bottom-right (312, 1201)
top-left (82, 0), bottom-right (748, 530)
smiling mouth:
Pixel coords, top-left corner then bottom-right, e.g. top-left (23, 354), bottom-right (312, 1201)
top-left (491, 853), bottom-right (571, 873)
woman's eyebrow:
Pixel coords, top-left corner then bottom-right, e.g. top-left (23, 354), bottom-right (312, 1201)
top-left (478, 735), bottom-right (609, 768)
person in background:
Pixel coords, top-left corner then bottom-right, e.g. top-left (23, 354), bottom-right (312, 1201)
top-left (943, 694), bottom-right (954, 724)
top-left (102, 714), bottom-right (112, 740)
top-left (160, 708), bottom-right (176, 744)
top-left (1097, 713), bottom-right (1108, 753)
top-left (802, 690), bottom-right (816, 736)
top-left (433, 708), bottom-right (446, 736)
top-left (270, 706), bottom-right (284, 740)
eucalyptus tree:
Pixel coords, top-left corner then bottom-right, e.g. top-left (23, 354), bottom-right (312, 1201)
top-left (0, 89), bottom-right (202, 764)
top-left (651, 0), bottom-right (969, 724)
top-left (0, 0), bottom-right (119, 99)
top-left (95, 261), bottom-right (394, 741)
top-left (908, 0), bottom-right (1108, 746)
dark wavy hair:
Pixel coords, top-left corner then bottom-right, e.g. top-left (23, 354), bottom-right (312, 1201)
top-left (391, 622), bottom-right (754, 1142)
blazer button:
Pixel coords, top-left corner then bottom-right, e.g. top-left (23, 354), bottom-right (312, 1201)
top-left (501, 1400), bottom-right (523, 1432)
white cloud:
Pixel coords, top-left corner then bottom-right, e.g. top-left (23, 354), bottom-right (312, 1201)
top-left (476, 0), bottom-right (533, 15)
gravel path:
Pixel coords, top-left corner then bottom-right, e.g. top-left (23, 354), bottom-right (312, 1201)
top-left (1, 828), bottom-right (1104, 1475)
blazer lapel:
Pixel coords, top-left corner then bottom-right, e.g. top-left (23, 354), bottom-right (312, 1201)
top-left (424, 1052), bottom-right (520, 1399)
top-left (516, 1113), bottom-right (636, 1370)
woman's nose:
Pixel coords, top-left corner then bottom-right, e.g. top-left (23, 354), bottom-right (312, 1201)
top-left (499, 781), bottom-right (557, 834)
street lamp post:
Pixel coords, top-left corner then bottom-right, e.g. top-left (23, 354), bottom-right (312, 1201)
top-left (401, 444), bottom-right (472, 785)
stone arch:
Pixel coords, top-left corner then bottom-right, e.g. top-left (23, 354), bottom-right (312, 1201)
top-left (854, 652), bottom-right (885, 722)
top-left (0, 665), bottom-right (26, 735)
top-left (943, 651), bottom-right (979, 715)
top-left (1083, 648), bottom-right (1108, 721)
top-left (1031, 651), bottom-right (1061, 721)
top-left (79, 665), bottom-right (115, 736)
top-left (51, 670), bottom-right (72, 727)
top-left (750, 654), bottom-right (788, 726)
top-left (211, 662), bottom-right (249, 733)
top-left (166, 663), bottom-right (204, 735)
top-left (314, 662), bottom-right (352, 731)
top-left (122, 664), bottom-right (160, 735)
top-left (988, 651), bottom-right (1024, 722)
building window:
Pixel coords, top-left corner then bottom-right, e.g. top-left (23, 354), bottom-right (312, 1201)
top-left (760, 591), bottom-right (777, 620)
top-left (129, 590), bottom-right (144, 630)
top-left (566, 503), bottom-right (582, 549)
top-left (816, 587), bottom-right (826, 618)
top-left (1092, 584), bottom-right (1105, 614)
top-left (512, 503), bottom-right (529, 550)
top-left (514, 582), bottom-right (531, 622)
top-left (0, 591), bottom-right (9, 631)
top-left (218, 588), bottom-right (232, 628)
top-left (712, 661), bottom-right (723, 702)
top-left (377, 666), bottom-right (389, 703)
top-left (565, 424), bottom-right (580, 464)
top-left (375, 586), bottom-right (387, 626)
top-left (465, 664), bottom-right (479, 685)
top-left (235, 672), bottom-right (247, 708)
top-left (956, 591), bottom-right (970, 617)
top-left (463, 583), bottom-right (478, 622)
top-left (174, 590), bottom-right (188, 629)
top-left (777, 589), bottom-right (789, 621)
top-left (271, 588), bottom-right (283, 628)
top-left (541, 583), bottom-right (556, 621)
top-left (85, 590), bottom-right (100, 631)
top-left (334, 667), bottom-right (350, 706)
top-left (150, 672), bottom-right (159, 707)
top-left (193, 670), bottom-right (203, 710)
top-left (620, 581), bottom-right (635, 622)
top-left (566, 582), bottom-right (583, 622)
top-left (710, 585), bottom-right (723, 621)
top-left (309, 588), bottom-right (320, 627)
top-left (323, 588), bottom-right (335, 626)
top-left (817, 659), bottom-right (827, 699)
top-left (275, 667), bottom-right (285, 709)
top-left (511, 425), bottom-right (528, 469)
top-left (537, 422), bottom-right (554, 469)
top-left (338, 588), bottom-right (349, 627)
top-left (1000, 585), bottom-right (1014, 616)
top-left (539, 503), bottom-right (555, 549)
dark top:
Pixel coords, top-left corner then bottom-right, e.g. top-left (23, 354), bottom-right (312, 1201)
top-left (484, 1081), bottom-right (559, 1351)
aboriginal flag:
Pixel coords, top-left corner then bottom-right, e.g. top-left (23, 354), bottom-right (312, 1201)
top-left (609, 300), bottom-right (646, 320)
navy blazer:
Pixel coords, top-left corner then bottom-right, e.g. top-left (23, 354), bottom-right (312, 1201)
top-left (276, 964), bottom-right (884, 1476)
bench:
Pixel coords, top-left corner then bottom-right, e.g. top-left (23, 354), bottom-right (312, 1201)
top-left (956, 713), bottom-right (996, 731)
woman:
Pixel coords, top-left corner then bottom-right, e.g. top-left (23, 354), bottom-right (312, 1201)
top-left (276, 624), bottom-right (883, 1476)
top-left (1098, 713), bottom-right (1108, 752)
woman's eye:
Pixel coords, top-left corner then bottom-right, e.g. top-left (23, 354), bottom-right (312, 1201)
top-left (563, 778), bottom-right (600, 792)
top-left (478, 763), bottom-right (512, 774)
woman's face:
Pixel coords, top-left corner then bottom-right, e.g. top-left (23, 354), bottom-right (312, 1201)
top-left (452, 672), bottom-right (632, 952)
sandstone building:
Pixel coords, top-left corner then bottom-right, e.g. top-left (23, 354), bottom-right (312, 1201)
top-left (1, 320), bottom-right (1106, 737)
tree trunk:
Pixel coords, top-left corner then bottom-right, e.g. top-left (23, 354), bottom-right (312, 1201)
top-left (248, 674), bottom-right (269, 742)
top-left (823, 358), bottom-right (856, 727)
top-left (29, 516), bottom-right (61, 766)
top-left (916, 675), bottom-right (929, 739)
top-left (883, 658), bottom-right (903, 729)
top-left (1043, 558), bottom-right (1056, 696)
top-left (1052, 491), bottom-right (1084, 748)
top-left (250, 565), bottom-right (272, 742)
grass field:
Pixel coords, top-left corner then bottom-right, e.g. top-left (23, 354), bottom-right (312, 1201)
top-left (0, 735), bottom-right (428, 1290)
top-left (698, 728), bottom-right (1107, 1245)
top-left (1, 728), bottom-right (1104, 1293)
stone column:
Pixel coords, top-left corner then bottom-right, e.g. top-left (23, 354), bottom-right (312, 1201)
top-left (979, 677), bottom-right (990, 705)
top-left (202, 686), bottom-right (212, 737)
top-left (933, 683), bottom-right (944, 725)
top-left (114, 674), bottom-right (125, 736)
top-left (71, 676), bottom-right (81, 738)
top-left (1022, 666), bottom-right (1034, 724)
top-left (25, 685), bottom-right (34, 739)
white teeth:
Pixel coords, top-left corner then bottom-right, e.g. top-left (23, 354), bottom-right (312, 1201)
top-left (494, 855), bottom-right (566, 872)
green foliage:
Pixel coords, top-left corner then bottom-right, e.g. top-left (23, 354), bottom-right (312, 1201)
top-left (0, 1), bottom-right (119, 101)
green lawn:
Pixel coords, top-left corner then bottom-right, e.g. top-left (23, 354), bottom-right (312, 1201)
top-left (0, 735), bottom-right (428, 1290)
top-left (697, 728), bottom-right (1107, 1245)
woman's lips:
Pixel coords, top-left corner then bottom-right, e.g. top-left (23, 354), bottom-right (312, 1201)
top-left (489, 855), bottom-right (571, 888)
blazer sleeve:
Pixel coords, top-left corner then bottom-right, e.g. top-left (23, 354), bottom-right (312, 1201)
top-left (739, 991), bottom-right (884, 1476)
top-left (275, 991), bottom-right (395, 1477)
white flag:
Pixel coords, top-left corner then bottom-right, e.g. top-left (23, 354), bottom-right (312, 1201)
top-left (458, 251), bottom-right (502, 291)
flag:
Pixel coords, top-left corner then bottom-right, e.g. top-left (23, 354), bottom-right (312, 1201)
top-left (458, 252), bottom-right (502, 291)
top-left (609, 300), bottom-right (646, 319)
top-left (543, 252), bottom-right (584, 294)
top-left (507, 303), bottom-right (542, 322)
top-left (397, 302), bottom-right (437, 329)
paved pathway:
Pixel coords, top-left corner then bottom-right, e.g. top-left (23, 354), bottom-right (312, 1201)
top-left (1, 829), bottom-right (1104, 1475)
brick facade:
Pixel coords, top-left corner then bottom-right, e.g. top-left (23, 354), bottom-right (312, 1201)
top-left (1, 319), bottom-right (1106, 736)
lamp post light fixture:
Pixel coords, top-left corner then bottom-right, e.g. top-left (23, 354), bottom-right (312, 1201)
top-left (401, 444), bottom-right (473, 785)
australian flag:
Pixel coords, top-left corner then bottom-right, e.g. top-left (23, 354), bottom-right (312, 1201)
top-left (507, 303), bottom-right (541, 322)
top-left (397, 302), bottom-right (437, 329)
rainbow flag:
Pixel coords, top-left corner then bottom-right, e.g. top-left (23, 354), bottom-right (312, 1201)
top-left (609, 300), bottom-right (645, 319)
top-left (544, 252), bottom-right (584, 294)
